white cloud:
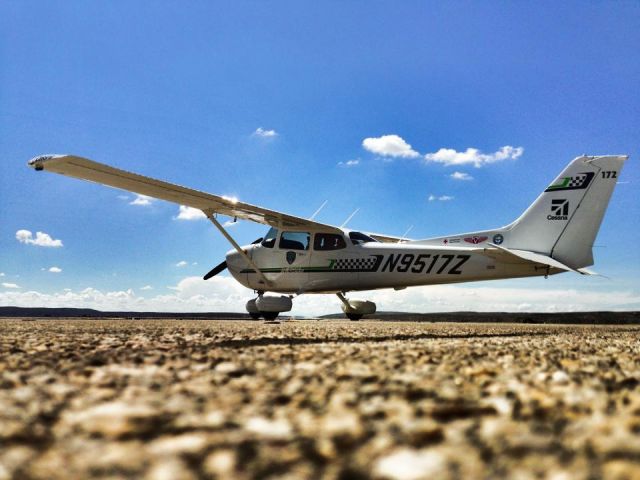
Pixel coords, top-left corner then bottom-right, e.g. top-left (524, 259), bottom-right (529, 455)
top-left (48, 267), bottom-right (62, 273)
top-left (129, 194), bottom-right (153, 206)
top-left (176, 261), bottom-right (188, 268)
top-left (362, 134), bottom-right (420, 159)
top-left (140, 285), bottom-right (153, 291)
top-left (0, 280), bottom-right (637, 316)
top-left (450, 171), bottom-right (473, 181)
top-left (2, 282), bottom-right (20, 289)
top-left (338, 159), bottom-right (361, 167)
top-left (0, 277), bottom-right (247, 312)
top-left (253, 127), bottom-right (278, 138)
top-left (428, 194), bottom-right (454, 202)
top-left (175, 206), bottom-right (206, 220)
top-left (117, 194), bottom-right (129, 200)
top-left (0, 273), bottom-right (4, 277)
top-left (425, 146), bottom-right (523, 168)
top-left (16, 230), bottom-right (63, 248)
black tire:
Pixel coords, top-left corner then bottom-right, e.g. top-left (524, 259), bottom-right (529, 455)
top-left (249, 312), bottom-right (261, 320)
top-left (346, 313), bottom-right (363, 321)
top-left (261, 311), bottom-right (279, 321)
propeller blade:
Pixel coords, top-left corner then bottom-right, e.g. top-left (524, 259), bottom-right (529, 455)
top-left (203, 260), bottom-right (227, 280)
top-left (203, 237), bottom-right (262, 280)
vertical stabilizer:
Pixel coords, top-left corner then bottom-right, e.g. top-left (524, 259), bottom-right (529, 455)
top-left (504, 155), bottom-right (627, 269)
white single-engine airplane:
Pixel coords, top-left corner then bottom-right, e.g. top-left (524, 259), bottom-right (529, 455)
top-left (28, 154), bottom-right (627, 320)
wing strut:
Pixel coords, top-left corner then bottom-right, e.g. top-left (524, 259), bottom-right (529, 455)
top-left (205, 211), bottom-right (272, 287)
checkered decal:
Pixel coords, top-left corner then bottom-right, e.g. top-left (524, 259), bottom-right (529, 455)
top-left (332, 255), bottom-right (382, 272)
top-left (545, 171), bottom-right (594, 192)
top-left (568, 174), bottom-right (588, 187)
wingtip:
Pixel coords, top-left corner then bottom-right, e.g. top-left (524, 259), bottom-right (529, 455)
top-left (27, 154), bottom-right (66, 170)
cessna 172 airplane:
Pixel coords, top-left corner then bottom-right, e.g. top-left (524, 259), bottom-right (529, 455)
top-left (28, 153), bottom-right (627, 320)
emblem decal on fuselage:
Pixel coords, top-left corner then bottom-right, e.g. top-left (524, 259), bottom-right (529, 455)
top-left (464, 236), bottom-right (488, 244)
top-left (286, 251), bottom-right (296, 264)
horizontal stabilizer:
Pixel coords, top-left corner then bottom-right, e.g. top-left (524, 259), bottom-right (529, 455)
top-left (486, 243), bottom-right (589, 274)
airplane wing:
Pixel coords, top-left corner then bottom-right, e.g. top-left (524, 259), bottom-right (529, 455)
top-left (28, 154), bottom-right (342, 232)
top-left (367, 232), bottom-right (415, 244)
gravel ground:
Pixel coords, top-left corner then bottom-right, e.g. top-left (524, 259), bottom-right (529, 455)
top-left (1, 319), bottom-right (639, 480)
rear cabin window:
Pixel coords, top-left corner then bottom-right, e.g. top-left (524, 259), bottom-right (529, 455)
top-left (314, 233), bottom-right (346, 251)
top-left (348, 231), bottom-right (378, 245)
top-left (261, 227), bottom-right (278, 248)
top-left (279, 231), bottom-right (310, 250)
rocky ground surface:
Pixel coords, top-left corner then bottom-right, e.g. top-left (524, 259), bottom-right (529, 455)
top-left (1, 319), bottom-right (639, 480)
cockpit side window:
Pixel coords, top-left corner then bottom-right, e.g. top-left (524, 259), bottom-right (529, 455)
top-left (348, 231), bottom-right (378, 245)
top-left (279, 231), bottom-right (310, 250)
top-left (314, 233), bottom-right (347, 251)
top-left (261, 227), bottom-right (278, 248)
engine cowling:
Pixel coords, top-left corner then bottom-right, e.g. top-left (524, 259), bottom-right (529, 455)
top-left (340, 299), bottom-right (376, 315)
top-left (256, 295), bottom-right (292, 313)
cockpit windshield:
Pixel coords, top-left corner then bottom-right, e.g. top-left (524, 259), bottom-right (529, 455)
top-left (348, 231), bottom-right (378, 245)
top-left (261, 227), bottom-right (278, 248)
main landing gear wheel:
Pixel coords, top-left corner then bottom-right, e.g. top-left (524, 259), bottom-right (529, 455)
top-left (336, 293), bottom-right (375, 322)
top-left (261, 311), bottom-right (279, 321)
top-left (249, 312), bottom-right (261, 320)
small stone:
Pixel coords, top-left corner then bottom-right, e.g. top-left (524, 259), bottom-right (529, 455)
top-left (203, 449), bottom-right (236, 477)
top-left (215, 361), bottom-right (240, 374)
top-left (146, 457), bottom-right (196, 480)
top-left (245, 416), bottom-right (293, 440)
top-left (551, 370), bottom-right (570, 385)
top-left (373, 448), bottom-right (449, 480)
top-left (322, 410), bottom-right (363, 443)
top-left (404, 419), bottom-right (444, 447)
top-left (602, 460), bottom-right (640, 480)
top-left (62, 401), bottom-right (159, 439)
top-left (148, 433), bottom-right (208, 456)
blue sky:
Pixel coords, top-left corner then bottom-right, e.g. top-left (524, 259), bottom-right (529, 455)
top-left (1, 1), bottom-right (638, 314)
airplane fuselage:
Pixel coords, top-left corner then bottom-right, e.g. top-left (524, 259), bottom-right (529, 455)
top-left (226, 232), bottom-right (558, 294)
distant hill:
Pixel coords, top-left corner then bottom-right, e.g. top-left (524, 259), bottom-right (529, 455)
top-left (1, 306), bottom-right (638, 324)
top-left (322, 311), bottom-right (640, 324)
top-left (0, 306), bottom-right (250, 320)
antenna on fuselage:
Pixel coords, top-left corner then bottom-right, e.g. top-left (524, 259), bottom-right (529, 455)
top-left (310, 200), bottom-right (328, 220)
top-left (399, 225), bottom-right (413, 243)
top-left (340, 208), bottom-right (360, 228)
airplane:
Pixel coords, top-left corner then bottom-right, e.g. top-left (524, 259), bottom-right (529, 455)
top-left (28, 153), bottom-right (627, 320)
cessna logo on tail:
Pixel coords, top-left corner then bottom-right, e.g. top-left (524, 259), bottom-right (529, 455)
top-left (545, 171), bottom-right (594, 192)
top-left (548, 199), bottom-right (569, 220)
